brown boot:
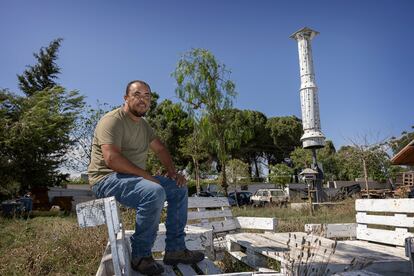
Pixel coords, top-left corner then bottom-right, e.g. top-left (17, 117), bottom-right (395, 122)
top-left (163, 249), bottom-right (205, 265)
top-left (131, 255), bottom-right (164, 275)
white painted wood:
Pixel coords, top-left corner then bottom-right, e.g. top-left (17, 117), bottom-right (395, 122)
top-left (305, 223), bottom-right (357, 238)
top-left (188, 209), bottom-right (233, 220)
top-left (125, 225), bottom-right (213, 253)
top-left (227, 231), bottom-right (413, 275)
top-left (192, 218), bottom-right (239, 234)
top-left (196, 258), bottom-right (223, 274)
top-left (177, 263), bottom-right (198, 275)
top-left (76, 197), bottom-right (108, 227)
top-left (188, 196), bottom-right (231, 208)
top-left (356, 198), bottom-right (414, 213)
top-left (356, 225), bottom-right (414, 246)
top-left (235, 217), bottom-right (277, 231)
top-left (104, 199), bottom-right (122, 276)
top-left (357, 212), bottom-right (414, 228)
top-left (207, 273), bottom-right (284, 276)
top-left (333, 270), bottom-right (383, 276)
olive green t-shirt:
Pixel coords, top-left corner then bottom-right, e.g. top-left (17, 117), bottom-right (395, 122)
top-left (87, 107), bottom-right (156, 185)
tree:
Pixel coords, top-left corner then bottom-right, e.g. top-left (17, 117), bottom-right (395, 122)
top-left (1, 87), bottom-right (84, 191)
top-left (389, 126), bottom-right (414, 155)
top-left (290, 140), bottom-right (338, 181)
top-left (18, 38), bottom-right (63, 96)
top-left (265, 116), bottom-right (303, 164)
top-left (226, 159), bottom-right (250, 185)
top-left (180, 124), bottom-right (209, 194)
top-left (347, 135), bottom-right (391, 197)
top-left (173, 48), bottom-right (236, 195)
top-left (65, 102), bottom-right (111, 173)
top-left (146, 99), bottom-right (193, 173)
top-left (268, 163), bottom-right (294, 186)
top-left (0, 39), bottom-right (85, 195)
top-left (227, 109), bottom-right (273, 180)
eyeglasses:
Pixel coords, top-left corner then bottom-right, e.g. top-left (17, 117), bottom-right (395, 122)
top-left (130, 91), bottom-right (151, 100)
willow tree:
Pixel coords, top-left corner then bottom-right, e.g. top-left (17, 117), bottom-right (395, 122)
top-left (173, 48), bottom-right (236, 195)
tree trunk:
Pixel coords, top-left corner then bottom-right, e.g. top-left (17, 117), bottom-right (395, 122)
top-left (221, 161), bottom-right (228, 196)
top-left (363, 157), bottom-right (370, 199)
top-left (193, 157), bottom-right (201, 195)
top-left (254, 157), bottom-right (260, 179)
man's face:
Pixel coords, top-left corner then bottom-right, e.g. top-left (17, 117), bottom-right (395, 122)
top-left (125, 82), bottom-right (151, 117)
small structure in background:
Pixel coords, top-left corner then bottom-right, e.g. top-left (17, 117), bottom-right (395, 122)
top-left (391, 139), bottom-right (414, 198)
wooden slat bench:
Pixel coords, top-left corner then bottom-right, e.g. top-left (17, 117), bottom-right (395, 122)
top-left (76, 196), bottom-right (277, 275)
top-left (226, 198), bottom-right (414, 275)
top-left (76, 196), bottom-right (217, 276)
top-left (184, 197), bottom-right (277, 253)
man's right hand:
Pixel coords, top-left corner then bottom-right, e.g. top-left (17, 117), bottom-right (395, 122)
top-left (146, 176), bottom-right (160, 184)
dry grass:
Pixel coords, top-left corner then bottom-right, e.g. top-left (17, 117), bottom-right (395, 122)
top-left (0, 199), bottom-right (356, 275)
top-left (0, 215), bottom-right (107, 275)
top-left (233, 198), bottom-right (356, 232)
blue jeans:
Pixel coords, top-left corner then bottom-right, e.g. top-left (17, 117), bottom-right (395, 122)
top-left (92, 173), bottom-right (188, 257)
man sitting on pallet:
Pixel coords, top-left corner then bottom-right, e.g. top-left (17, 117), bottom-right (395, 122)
top-left (88, 80), bottom-right (204, 275)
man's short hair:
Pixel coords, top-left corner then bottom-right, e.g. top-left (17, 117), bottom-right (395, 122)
top-left (125, 80), bottom-right (151, 96)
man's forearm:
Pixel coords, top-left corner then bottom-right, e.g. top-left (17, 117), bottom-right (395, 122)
top-left (106, 152), bottom-right (154, 180)
top-left (156, 147), bottom-right (176, 176)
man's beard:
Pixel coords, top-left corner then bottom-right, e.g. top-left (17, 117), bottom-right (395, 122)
top-left (130, 109), bottom-right (147, 117)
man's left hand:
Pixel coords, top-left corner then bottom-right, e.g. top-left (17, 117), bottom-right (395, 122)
top-left (168, 171), bottom-right (187, 187)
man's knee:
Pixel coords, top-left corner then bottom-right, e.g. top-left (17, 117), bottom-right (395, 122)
top-left (146, 184), bottom-right (166, 206)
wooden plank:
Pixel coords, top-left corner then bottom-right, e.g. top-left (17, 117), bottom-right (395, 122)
top-left (356, 198), bottom-right (414, 213)
top-left (192, 218), bottom-right (239, 234)
top-left (305, 223), bottom-right (356, 238)
top-left (196, 258), bottom-right (223, 274)
top-left (125, 226), bottom-right (213, 253)
top-left (176, 263), bottom-right (197, 275)
top-left (188, 197), bottom-right (230, 208)
top-left (356, 225), bottom-right (414, 246)
top-left (206, 273), bottom-right (284, 276)
top-left (104, 199), bottom-right (122, 276)
top-left (356, 212), bottom-right (414, 228)
top-left (76, 197), bottom-right (108, 227)
top-left (333, 270), bottom-right (383, 275)
top-left (188, 209), bottom-right (233, 220)
top-left (235, 217), bottom-right (277, 231)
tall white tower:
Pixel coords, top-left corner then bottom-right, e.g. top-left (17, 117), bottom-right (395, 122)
top-left (290, 27), bottom-right (325, 149)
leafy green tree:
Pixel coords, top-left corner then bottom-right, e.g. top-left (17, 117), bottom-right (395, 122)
top-left (173, 48), bottom-right (236, 195)
top-left (226, 159), bottom-right (250, 184)
top-left (265, 116), bottom-right (303, 164)
top-left (336, 141), bottom-right (392, 188)
top-left (268, 163), bottom-right (294, 186)
top-left (0, 39), bottom-right (85, 195)
top-left (290, 140), bottom-right (338, 181)
top-left (18, 38), bottom-right (63, 96)
top-left (146, 99), bottom-right (193, 172)
top-left (227, 109), bottom-right (273, 180)
top-left (180, 124), bottom-right (209, 194)
top-left (1, 87), bottom-right (84, 191)
top-left (389, 126), bottom-right (414, 155)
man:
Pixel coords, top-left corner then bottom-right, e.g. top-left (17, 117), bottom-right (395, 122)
top-left (88, 80), bottom-right (204, 275)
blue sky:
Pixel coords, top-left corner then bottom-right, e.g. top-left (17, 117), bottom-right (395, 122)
top-left (1, 0), bottom-right (413, 149)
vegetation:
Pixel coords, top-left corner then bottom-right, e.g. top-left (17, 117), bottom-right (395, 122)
top-left (0, 199), bottom-right (356, 275)
top-left (0, 39), bottom-right (85, 198)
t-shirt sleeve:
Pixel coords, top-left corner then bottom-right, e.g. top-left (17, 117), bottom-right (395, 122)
top-left (95, 116), bottom-right (123, 147)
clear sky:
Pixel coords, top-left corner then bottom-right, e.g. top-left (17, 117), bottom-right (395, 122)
top-left (1, 0), bottom-right (413, 149)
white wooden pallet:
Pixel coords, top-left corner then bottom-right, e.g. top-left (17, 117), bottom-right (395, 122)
top-left (226, 231), bottom-right (412, 275)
